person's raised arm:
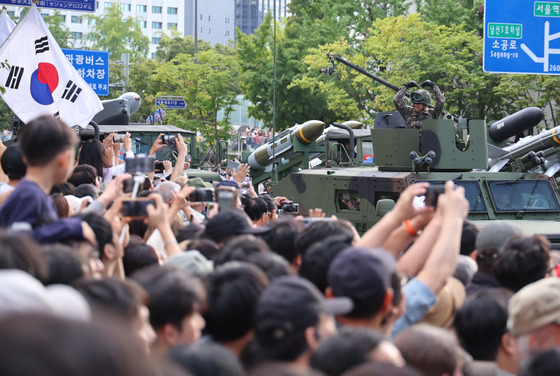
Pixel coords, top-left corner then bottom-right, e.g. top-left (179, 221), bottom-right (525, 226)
top-left (422, 80), bottom-right (445, 118)
top-left (395, 211), bottom-right (442, 277)
top-left (167, 184), bottom-right (200, 225)
top-left (416, 181), bottom-right (468, 294)
top-left (146, 194), bottom-right (181, 257)
top-left (147, 134), bottom-right (166, 182)
top-left (382, 210), bottom-right (434, 259)
top-left (356, 182), bottom-right (431, 249)
top-left (102, 133), bottom-right (116, 167)
top-left (232, 163), bottom-right (250, 187)
top-left (170, 134), bottom-right (187, 182)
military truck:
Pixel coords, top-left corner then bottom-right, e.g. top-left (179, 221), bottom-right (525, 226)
top-left (269, 118), bottom-right (560, 248)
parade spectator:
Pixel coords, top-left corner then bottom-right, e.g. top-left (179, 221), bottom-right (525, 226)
top-left (73, 277), bottom-right (156, 355)
top-left (0, 314), bottom-right (154, 376)
top-left (0, 143), bottom-right (26, 199)
top-left (393, 324), bottom-right (463, 376)
top-left (310, 327), bottom-right (404, 376)
top-left (204, 262), bottom-right (269, 356)
top-left (507, 278), bottom-right (560, 358)
top-left (68, 164), bottom-right (99, 189)
top-left (132, 265), bottom-right (206, 358)
top-left (299, 234), bottom-right (354, 294)
top-left (493, 234), bottom-right (550, 292)
top-left (0, 116), bottom-right (96, 245)
top-left (245, 276), bottom-right (352, 369)
top-left (123, 242), bottom-right (161, 277)
top-left (454, 288), bottom-right (518, 375)
top-left (466, 221), bottom-right (522, 295)
top-left (260, 218), bottom-right (306, 270)
top-left (519, 348), bottom-right (560, 376)
top-left (168, 342), bottom-right (247, 376)
top-left (42, 243), bottom-right (85, 285)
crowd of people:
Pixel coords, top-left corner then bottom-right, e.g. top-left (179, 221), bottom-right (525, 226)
top-left (230, 127), bottom-right (275, 151)
top-left (0, 115), bottom-right (559, 376)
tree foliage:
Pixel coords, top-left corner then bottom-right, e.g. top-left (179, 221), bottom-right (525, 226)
top-left (84, 3), bottom-right (149, 61)
top-left (128, 49), bottom-right (239, 143)
top-left (155, 33), bottom-right (213, 62)
top-left (44, 11), bottom-right (73, 48)
top-left (236, 14), bottom-right (341, 130)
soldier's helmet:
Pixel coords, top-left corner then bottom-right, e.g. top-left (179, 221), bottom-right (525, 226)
top-left (411, 89), bottom-right (432, 106)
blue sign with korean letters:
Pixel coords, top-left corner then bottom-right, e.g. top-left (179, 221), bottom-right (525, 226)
top-left (155, 97), bottom-right (186, 109)
top-left (484, 0), bottom-right (560, 74)
top-left (62, 48), bottom-right (109, 96)
top-left (0, 0), bottom-right (95, 12)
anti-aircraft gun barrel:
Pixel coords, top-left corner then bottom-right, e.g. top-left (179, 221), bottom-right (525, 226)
top-left (326, 53), bottom-right (402, 92)
top-left (488, 107), bottom-right (543, 143)
top-left (247, 120), bottom-right (325, 170)
top-left (325, 53), bottom-right (458, 122)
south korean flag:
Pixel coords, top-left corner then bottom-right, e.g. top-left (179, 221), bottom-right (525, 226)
top-left (0, 4), bottom-right (102, 128)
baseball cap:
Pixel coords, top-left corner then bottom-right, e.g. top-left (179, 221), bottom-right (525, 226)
top-left (255, 276), bottom-right (352, 342)
top-left (202, 209), bottom-right (269, 243)
top-left (507, 277), bottom-right (560, 336)
top-left (164, 250), bottom-right (214, 278)
top-left (0, 270), bottom-right (91, 321)
top-left (216, 180), bottom-right (240, 190)
top-left (327, 246), bottom-right (396, 313)
top-left (476, 221), bottom-right (522, 251)
top-left (187, 177), bottom-right (213, 189)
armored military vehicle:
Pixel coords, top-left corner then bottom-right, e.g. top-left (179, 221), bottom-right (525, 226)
top-left (267, 117), bottom-right (560, 248)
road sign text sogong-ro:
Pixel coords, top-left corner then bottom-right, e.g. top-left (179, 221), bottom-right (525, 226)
top-left (484, 0), bottom-right (560, 74)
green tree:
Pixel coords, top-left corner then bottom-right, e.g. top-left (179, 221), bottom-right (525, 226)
top-left (155, 33), bottom-right (212, 61)
top-left (414, 0), bottom-right (484, 33)
top-left (237, 14), bottom-right (339, 130)
top-left (44, 11), bottom-right (73, 48)
top-left (144, 49), bottom-right (239, 143)
top-left (84, 3), bottom-right (149, 61)
top-left (127, 58), bottom-right (163, 122)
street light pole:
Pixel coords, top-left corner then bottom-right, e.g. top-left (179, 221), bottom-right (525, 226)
top-left (194, 0), bottom-right (198, 63)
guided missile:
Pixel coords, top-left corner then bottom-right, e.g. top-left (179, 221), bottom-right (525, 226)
top-left (488, 107), bottom-right (543, 143)
top-left (247, 120), bottom-right (325, 170)
top-left (488, 126), bottom-right (560, 172)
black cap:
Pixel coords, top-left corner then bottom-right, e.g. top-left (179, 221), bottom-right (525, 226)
top-left (202, 209), bottom-right (269, 243)
top-left (327, 246), bottom-right (396, 309)
top-left (255, 276), bottom-right (353, 342)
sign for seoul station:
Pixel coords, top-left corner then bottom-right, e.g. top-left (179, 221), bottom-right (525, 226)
top-left (484, 0), bottom-right (560, 74)
top-left (0, 0), bottom-right (95, 12)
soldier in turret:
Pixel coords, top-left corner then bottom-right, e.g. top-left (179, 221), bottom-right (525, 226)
top-left (393, 80), bottom-right (445, 130)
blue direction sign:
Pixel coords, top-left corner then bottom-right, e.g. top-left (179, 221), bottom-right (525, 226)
top-left (156, 96), bottom-right (186, 110)
top-left (0, 0), bottom-right (95, 12)
top-left (62, 48), bottom-right (109, 96)
top-left (484, 0), bottom-right (560, 74)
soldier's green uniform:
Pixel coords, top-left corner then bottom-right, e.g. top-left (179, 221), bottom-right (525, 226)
top-left (393, 80), bottom-right (445, 130)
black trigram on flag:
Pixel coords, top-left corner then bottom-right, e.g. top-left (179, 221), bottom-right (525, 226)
top-left (62, 80), bottom-right (82, 103)
top-left (5, 66), bottom-right (24, 89)
top-left (35, 36), bottom-right (49, 54)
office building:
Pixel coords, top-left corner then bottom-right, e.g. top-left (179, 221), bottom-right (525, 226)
top-left (6, 0), bottom-right (288, 58)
